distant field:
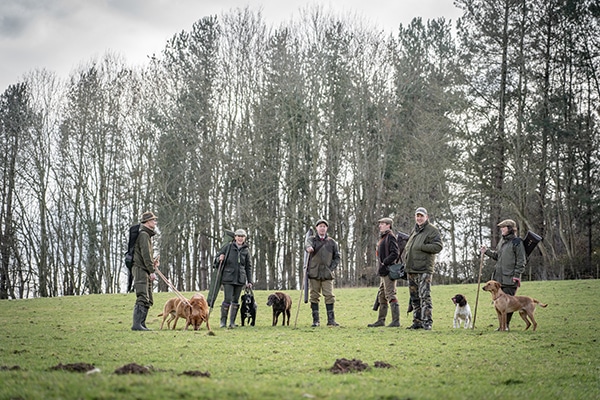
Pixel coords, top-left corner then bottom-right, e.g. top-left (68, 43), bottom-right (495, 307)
top-left (0, 280), bottom-right (598, 399)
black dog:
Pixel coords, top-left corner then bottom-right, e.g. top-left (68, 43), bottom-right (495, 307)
top-left (266, 292), bottom-right (292, 326)
top-left (240, 292), bottom-right (257, 326)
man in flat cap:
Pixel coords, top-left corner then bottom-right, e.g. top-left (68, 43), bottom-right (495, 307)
top-left (368, 217), bottom-right (400, 327)
top-left (305, 219), bottom-right (341, 326)
top-left (131, 211), bottom-right (159, 331)
top-left (480, 219), bottom-right (526, 330)
top-left (404, 207), bottom-right (443, 330)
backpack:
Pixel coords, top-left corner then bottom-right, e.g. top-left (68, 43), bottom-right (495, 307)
top-left (124, 223), bottom-right (140, 270)
top-left (395, 231), bottom-right (409, 263)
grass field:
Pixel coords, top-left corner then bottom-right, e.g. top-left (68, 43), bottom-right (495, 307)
top-left (0, 280), bottom-right (598, 399)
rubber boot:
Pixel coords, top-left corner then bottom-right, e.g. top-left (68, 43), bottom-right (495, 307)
top-left (506, 312), bottom-right (513, 331)
top-left (326, 303), bottom-right (339, 326)
top-left (368, 303), bottom-right (388, 327)
top-left (228, 303), bottom-right (239, 328)
top-left (220, 302), bottom-right (230, 328)
top-left (131, 304), bottom-right (147, 331)
top-left (311, 303), bottom-right (320, 327)
top-left (387, 302), bottom-right (400, 327)
top-left (140, 305), bottom-right (151, 330)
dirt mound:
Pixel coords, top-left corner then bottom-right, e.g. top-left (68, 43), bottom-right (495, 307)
top-left (181, 370), bottom-right (211, 377)
top-left (330, 358), bottom-right (369, 374)
top-left (0, 365), bottom-right (21, 371)
top-left (114, 363), bottom-right (151, 375)
top-left (50, 363), bottom-right (95, 373)
top-left (374, 361), bottom-right (393, 368)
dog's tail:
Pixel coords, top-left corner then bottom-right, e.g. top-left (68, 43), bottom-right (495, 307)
top-left (534, 300), bottom-right (548, 308)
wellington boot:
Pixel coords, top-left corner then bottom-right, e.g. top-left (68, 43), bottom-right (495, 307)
top-left (326, 303), bottom-right (339, 326)
top-left (220, 303), bottom-right (230, 328)
top-left (387, 302), bottom-right (400, 327)
top-left (131, 304), bottom-right (148, 331)
top-left (228, 303), bottom-right (240, 328)
top-left (368, 303), bottom-right (388, 327)
top-left (140, 305), bottom-right (151, 330)
top-left (311, 303), bottom-right (320, 327)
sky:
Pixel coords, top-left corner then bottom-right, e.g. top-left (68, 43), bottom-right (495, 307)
top-left (0, 0), bottom-right (463, 92)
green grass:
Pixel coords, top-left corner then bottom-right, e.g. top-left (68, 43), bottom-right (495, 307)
top-left (1, 280), bottom-right (598, 399)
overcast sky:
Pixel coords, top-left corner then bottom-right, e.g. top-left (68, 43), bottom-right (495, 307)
top-left (0, 0), bottom-right (462, 92)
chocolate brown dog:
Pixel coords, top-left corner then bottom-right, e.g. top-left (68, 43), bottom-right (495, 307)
top-left (482, 280), bottom-right (547, 331)
top-left (266, 292), bottom-right (292, 326)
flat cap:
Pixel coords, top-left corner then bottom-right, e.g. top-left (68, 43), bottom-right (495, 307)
top-left (415, 207), bottom-right (428, 216)
top-left (315, 219), bottom-right (329, 227)
top-left (497, 219), bottom-right (516, 229)
top-left (378, 217), bottom-right (393, 226)
top-left (140, 211), bottom-right (157, 223)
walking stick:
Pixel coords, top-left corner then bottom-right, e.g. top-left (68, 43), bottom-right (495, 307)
top-left (294, 228), bottom-right (313, 329)
top-left (472, 251), bottom-right (485, 329)
top-left (293, 266), bottom-right (306, 329)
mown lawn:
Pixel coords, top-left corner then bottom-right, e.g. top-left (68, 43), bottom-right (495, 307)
top-left (0, 279), bottom-right (598, 399)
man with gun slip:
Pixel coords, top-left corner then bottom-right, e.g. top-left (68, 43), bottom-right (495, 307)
top-left (368, 217), bottom-right (400, 328)
top-left (304, 219), bottom-right (341, 327)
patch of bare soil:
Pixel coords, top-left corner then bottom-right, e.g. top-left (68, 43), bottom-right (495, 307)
top-left (330, 358), bottom-right (369, 374)
top-left (180, 370), bottom-right (211, 377)
top-left (50, 363), bottom-right (95, 373)
top-left (374, 361), bottom-right (393, 368)
top-left (114, 363), bottom-right (151, 375)
top-left (0, 365), bottom-right (21, 371)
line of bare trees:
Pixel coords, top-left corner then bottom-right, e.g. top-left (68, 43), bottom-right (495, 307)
top-left (1, 2), bottom-right (598, 299)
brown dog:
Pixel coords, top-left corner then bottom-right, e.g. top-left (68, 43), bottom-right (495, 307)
top-left (482, 280), bottom-right (547, 331)
top-left (157, 297), bottom-right (186, 330)
top-left (185, 293), bottom-right (210, 331)
top-left (266, 292), bottom-right (292, 326)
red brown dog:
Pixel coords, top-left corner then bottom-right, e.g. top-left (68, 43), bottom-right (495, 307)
top-left (266, 292), bottom-right (292, 326)
top-left (185, 293), bottom-right (210, 331)
top-left (158, 297), bottom-right (186, 330)
top-left (482, 280), bottom-right (547, 331)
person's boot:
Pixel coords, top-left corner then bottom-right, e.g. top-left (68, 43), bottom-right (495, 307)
top-left (131, 304), bottom-right (147, 331)
top-left (140, 305), bottom-right (151, 330)
top-left (311, 303), bottom-right (320, 327)
top-left (326, 303), bottom-right (339, 327)
top-left (220, 302), bottom-right (230, 328)
top-left (228, 303), bottom-right (239, 328)
top-left (506, 312), bottom-right (513, 331)
top-left (368, 303), bottom-right (388, 327)
top-left (387, 301), bottom-right (400, 327)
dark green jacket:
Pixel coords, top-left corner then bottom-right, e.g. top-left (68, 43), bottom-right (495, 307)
top-left (486, 233), bottom-right (526, 289)
top-left (404, 221), bottom-right (443, 274)
top-left (133, 225), bottom-right (156, 276)
top-left (219, 242), bottom-right (252, 285)
top-left (305, 235), bottom-right (340, 281)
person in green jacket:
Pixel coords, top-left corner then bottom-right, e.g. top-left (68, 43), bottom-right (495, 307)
top-left (217, 229), bottom-right (253, 328)
top-left (404, 207), bottom-right (443, 331)
top-left (131, 211), bottom-right (159, 331)
top-left (305, 219), bottom-right (341, 327)
top-left (480, 219), bottom-right (526, 330)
